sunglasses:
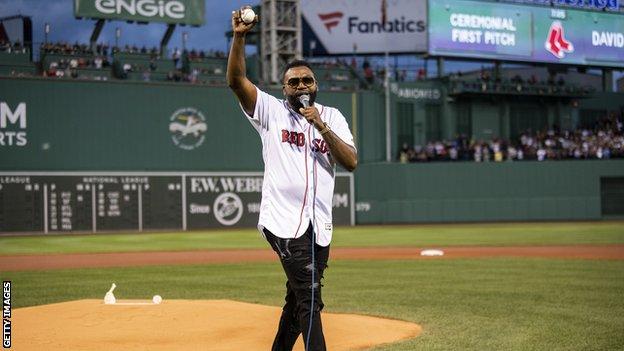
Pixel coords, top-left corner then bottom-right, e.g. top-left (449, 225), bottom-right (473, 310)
top-left (285, 76), bottom-right (315, 88)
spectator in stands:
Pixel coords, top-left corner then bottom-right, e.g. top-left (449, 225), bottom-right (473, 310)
top-left (528, 74), bottom-right (538, 85)
top-left (547, 72), bottom-right (556, 88)
top-left (480, 68), bottom-right (490, 82)
top-left (398, 114), bottom-right (623, 163)
top-left (417, 68), bottom-right (426, 81)
top-left (448, 143), bottom-right (458, 161)
top-left (473, 143), bottom-right (483, 162)
top-left (376, 67), bottom-right (386, 82)
top-left (401, 70), bottom-right (407, 82)
top-left (479, 69), bottom-right (491, 91)
top-left (398, 143), bottom-right (411, 163)
top-left (363, 60), bottom-right (374, 85)
top-left (482, 143), bottom-right (491, 161)
top-left (491, 139), bottom-right (504, 162)
top-left (507, 144), bottom-right (518, 161)
top-left (173, 47), bottom-right (181, 68)
top-left (189, 68), bottom-right (199, 83)
top-left (512, 74), bottom-right (523, 92)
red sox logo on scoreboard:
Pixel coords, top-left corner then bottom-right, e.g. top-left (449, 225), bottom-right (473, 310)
top-left (544, 21), bottom-right (574, 59)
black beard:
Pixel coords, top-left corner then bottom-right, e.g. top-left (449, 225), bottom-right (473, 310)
top-left (287, 91), bottom-right (317, 112)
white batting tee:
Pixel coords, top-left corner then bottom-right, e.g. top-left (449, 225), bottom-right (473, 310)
top-left (241, 86), bottom-right (355, 246)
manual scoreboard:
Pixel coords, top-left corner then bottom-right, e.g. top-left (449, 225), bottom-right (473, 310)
top-left (0, 173), bottom-right (354, 234)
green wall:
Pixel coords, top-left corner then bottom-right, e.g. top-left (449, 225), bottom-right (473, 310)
top-left (355, 160), bottom-right (624, 223)
top-left (356, 90), bottom-right (385, 163)
top-left (2, 78), bottom-right (622, 171)
top-left (388, 81), bottom-right (446, 158)
top-left (0, 78), bottom-right (261, 170)
top-left (3, 77), bottom-right (623, 224)
top-left (0, 78), bottom-right (360, 170)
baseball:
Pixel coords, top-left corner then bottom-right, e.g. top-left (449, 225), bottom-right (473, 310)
top-left (241, 8), bottom-right (255, 24)
top-left (152, 295), bottom-right (162, 304)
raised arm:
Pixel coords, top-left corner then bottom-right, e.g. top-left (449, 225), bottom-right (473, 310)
top-left (226, 7), bottom-right (258, 116)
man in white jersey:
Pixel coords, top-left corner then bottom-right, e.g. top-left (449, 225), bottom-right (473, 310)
top-left (226, 7), bottom-right (357, 351)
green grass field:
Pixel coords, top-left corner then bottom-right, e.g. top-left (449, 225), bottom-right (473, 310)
top-left (2, 222), bottom-right (624, 350)
top-left (1, 221), bottom-right (623, 255)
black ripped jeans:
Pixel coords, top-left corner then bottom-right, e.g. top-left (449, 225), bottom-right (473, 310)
top-left (263, 223), bottom-right (330, 351)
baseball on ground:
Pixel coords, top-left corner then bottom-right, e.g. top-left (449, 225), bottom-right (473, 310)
top-left (152, 295), bottom-right (162, 304)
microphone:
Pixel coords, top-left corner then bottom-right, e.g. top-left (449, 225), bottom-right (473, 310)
top-left (299, 94), bottom-right (310, 108)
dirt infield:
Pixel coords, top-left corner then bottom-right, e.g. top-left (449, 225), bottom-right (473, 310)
top-left (1, 245), bottom-right (623, 271)
top-left (13, 299), bottom-right (422, 350)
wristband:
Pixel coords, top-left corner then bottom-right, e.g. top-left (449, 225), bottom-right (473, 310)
top-left (319, 122), bottom-right (331, 136)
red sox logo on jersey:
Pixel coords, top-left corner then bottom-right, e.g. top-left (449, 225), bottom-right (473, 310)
top-left (281, 129), bottom-right (329, 154)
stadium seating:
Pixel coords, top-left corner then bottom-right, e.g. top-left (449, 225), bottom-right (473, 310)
top-left (310, 62), bottom-right (359, 91)
top-left (0, 48), bottom-right (35, 77)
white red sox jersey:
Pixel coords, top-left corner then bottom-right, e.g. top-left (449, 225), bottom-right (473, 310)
top-left (241, 86), bottom-right (355, 246)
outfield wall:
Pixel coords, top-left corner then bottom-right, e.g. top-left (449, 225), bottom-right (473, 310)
top-left (2, 77), bottom-right (621, 169)
top-left (2, 77), bottom-right (624, 230)
top-left (355, 160), bottom-right (624, 223)
top-left (0, 78), bottom-right (363, 170)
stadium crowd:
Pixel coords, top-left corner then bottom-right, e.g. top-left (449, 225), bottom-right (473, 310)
top-left (0, 40), bottom-right (28, 53)
top-left (399, 115), bottom-right (624, 163)
top-left (35, 41), bottom-right (229, 83)
top-left (40, 41), bottom-right (121, 58)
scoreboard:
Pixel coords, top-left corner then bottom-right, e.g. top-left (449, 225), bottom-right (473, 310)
top-left (428, 0), bottom-right (624, 68)
top-left (0, 172), bottom-right (354, 234)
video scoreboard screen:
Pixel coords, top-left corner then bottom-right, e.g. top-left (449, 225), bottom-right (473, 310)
top-left (428, 0), bottom-right (624, 68)
top-left (0, 173), bottom-right (354, 234)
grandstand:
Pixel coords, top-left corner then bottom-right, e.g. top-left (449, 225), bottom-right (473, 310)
top-left (2, 40), bottom-right (361, 88)
top-left (0, 43), bottom-right (35, 77)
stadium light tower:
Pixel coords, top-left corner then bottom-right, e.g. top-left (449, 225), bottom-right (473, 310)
top-left (309, 40), bottom-right (315, 58)
top-left (260, 0), bottom-right (302, 84)
top-left (44, 23), bottom-right (49, 44)
top-left (115, 27), bottom-right (121, 48)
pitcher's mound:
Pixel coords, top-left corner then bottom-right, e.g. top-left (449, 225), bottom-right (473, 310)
top-left (14, 299), bottom-right (421, 350)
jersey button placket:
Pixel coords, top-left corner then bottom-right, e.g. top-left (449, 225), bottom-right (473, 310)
top-left (307, 140), bottom-right (316, 220)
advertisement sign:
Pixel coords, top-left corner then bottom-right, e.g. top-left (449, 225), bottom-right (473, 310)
top-left (428, 0), bottom-right (624, 68)
top-left (74, 0), bottom-right (205, 25)
top-left (0, 102), bottom-right (27, 147)
top-left (301, 0), bottom-right (427, 55)
top-left (497, 0), bottom-right (620, 12)
top-left (186, 173), bottom-right (354, 229)
top-left (390, 82), bottom-right (443, 102)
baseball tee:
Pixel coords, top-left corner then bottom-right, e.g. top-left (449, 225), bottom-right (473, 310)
top-left (241, 86), bottom-right (355, 246)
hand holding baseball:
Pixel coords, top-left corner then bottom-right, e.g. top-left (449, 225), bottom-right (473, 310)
top-left (231, 6), bottom-right (258, 35)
